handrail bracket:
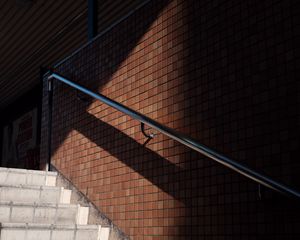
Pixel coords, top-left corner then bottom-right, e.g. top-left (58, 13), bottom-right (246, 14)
top-left (47, 77), bottom-right (53, 92)
top-left (141, 122), bottom-right (155, 145)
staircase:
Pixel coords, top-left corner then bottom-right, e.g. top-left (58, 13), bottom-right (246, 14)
top-left (0, 167), bottom-right (110, 240)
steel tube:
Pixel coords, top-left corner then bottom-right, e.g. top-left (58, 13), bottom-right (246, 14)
top-left (49, 72), bottom-right (300, 199)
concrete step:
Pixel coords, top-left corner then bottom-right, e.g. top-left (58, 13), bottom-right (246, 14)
top-left (0, 185), bottom-right (71, 204)
top-left (0, 223), bottom-right (110, 240)
top-left (0, 201), bottom-right (89, 225)
top-left (0, 167), bottom-right (57, 187)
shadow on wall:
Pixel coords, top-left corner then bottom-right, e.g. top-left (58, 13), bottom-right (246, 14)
top-left (47, 0), bottom-right (300, 239)
top-left (180, 0), bottom-right (300, 238)
top-left (182, 0), bottom-right (300, 182)
top-left (56, 103), bottom-right (201, 206)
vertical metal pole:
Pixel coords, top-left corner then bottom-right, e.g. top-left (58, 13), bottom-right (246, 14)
top-left (38, 67), bottom-right (47, 170)
top-left (88, 0), bottom-right (97, 40)
top-left (47, 75), bottom-right (53, 171)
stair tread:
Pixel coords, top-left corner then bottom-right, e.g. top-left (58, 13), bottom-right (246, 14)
top-left (0, 167), bottom-right (57, 176)
top-left (0, 222), bottom-right (100, 229)
top-left (0, 183), bottom-right (63, 189)
top-left (0, 201), bottom-right (83, 208)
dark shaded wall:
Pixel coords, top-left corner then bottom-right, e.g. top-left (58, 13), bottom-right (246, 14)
top-left (0, 85), bottom-right (42, 167)
top-left (41, 0), bottom-right (300, 239)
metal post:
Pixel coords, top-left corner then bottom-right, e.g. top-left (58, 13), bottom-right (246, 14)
top-left (47, 73), bottom-right (53, 171)
top-left (88, 0), bottom-right (97, 40)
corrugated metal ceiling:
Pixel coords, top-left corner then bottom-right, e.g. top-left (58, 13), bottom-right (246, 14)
top-left (0, 0), bottom-right (88, 110)
top-left (0, 0), bottom-right (144, 110)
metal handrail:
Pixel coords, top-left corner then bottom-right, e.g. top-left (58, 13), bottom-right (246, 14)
top-left (48, 72), bottom-right (300, 199)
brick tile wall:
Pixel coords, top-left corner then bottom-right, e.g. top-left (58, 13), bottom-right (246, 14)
top-left (41, 0), bottom-right (300, 239)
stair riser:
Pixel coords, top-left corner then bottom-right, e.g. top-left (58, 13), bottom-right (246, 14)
top-left (0, 169), bottom-right (56, 187)
top-left (0, 205), bottom-right (89, 225)
top-left (0, 225), bottom-right (102, 240)
top-left (0, 187), bottom-right (71, 204)
top-left (0, 229), bottom-right (101, 240)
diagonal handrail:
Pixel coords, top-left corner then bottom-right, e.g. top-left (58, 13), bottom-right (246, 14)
top-left (47, 71), bottom-right (300, 199)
